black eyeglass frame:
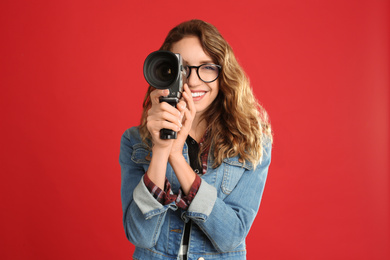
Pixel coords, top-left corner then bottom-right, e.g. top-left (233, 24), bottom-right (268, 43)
top-left (185, 64), bottom-right (222, 83)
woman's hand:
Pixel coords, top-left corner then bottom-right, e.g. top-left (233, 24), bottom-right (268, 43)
top-left (170, 84), bottom-right (196, 157)
top-left (146, 88), bottom-right (183, 150)
top-left (167, 84), bottom-right (198, 195)
top-left (145, 88), bottom-right (184, 189)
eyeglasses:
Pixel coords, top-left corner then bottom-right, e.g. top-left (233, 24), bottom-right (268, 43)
top-left (185, 64), bottom-right (222, 83)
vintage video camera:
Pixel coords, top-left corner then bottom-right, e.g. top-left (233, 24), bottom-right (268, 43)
top-left (143, 51), bottom-right (187, 139)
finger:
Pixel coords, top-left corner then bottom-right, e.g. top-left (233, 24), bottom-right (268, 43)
top-left (147, 115), bottom-right (181, 133)
top-left (183, 83), bottom-right (191, 98)
top-left (148, 99), bottom-right (181, 119)
top-left (150, 89), bottom-right (169, 105)
top-left (176, 101), bottom-right (186, 121)
top-left (183, 84), bottom-right (195, 109)
top-left (159, 101), bottom-right (182, 117)
top-left (177, 100), bottom-right (186, 111)
top-left (182, 90), bottom-right (196, 116)
top-left (160, 111), bottom-right (183, 128)
top-left (156, 120), bottom-right (181, 132)
top-left (180, 108), bottom-right (194, 130)
top-left (148, 107), bottom-right (182, 129)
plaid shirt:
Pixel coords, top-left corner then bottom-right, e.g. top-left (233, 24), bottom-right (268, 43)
top-left (144, 135), bottom-right (209, 209)
top-left (143, 173), bottom-right (201, 210)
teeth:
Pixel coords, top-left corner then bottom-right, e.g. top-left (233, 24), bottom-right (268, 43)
top-left (192, 92), bottom-right (205, 97)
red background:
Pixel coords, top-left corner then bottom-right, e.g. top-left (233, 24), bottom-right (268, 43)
top-left (1, 0), bottom-right (389, 259)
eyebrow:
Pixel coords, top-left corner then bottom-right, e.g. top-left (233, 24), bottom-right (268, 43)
top-left (184, 60), bottom-right (216, 65)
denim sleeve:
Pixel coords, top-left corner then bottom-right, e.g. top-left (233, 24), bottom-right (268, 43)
top-left (185, 142), bottom-right (272, 252)
top-left (119, 128), bottom-right (177, 248)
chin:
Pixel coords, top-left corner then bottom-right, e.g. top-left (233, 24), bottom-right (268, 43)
top-left (194, 104), bottom-right (211, 116)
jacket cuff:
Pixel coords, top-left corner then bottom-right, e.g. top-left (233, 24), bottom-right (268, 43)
top-left (133, 175), bottom-right (169, 216)
top-left (186, 179), bottom-right (217, 222)
top-left (180, 174), bottom-right (202, 206)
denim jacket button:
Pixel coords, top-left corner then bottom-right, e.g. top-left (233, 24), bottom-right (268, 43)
top-left (198, 257), bottom-right (205, 260)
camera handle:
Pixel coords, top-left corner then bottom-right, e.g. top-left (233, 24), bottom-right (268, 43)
top-left (159, 96), bottom-right (180, 139)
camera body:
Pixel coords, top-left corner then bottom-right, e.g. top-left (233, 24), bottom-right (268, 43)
top-left (143, 50), bottom-right (187, 139)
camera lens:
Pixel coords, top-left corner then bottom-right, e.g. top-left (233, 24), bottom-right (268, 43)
top-left (144, 51), bottom-right (179, 89)
top-left (155, 62), bottom-right (175, 83)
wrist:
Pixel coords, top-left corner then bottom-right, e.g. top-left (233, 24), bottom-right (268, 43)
top-left (147, 145), bottom-right (171, 190)
top-left (168, 152), bottom-right (185, 164)
top-left (152, 145), bottom-right (171, 161)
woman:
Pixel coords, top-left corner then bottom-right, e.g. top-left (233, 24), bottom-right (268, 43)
top-left (120, 19), bottom-right (272, 260)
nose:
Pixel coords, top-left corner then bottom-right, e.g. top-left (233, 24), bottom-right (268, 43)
top-left (186, 67), bottom-right (202, 88)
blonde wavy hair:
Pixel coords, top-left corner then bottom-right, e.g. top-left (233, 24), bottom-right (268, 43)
top-left (140, 19), bottom-right (272, 168)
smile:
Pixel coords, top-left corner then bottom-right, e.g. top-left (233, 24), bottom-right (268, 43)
top-left (191, 92), bottom-right (206, 98)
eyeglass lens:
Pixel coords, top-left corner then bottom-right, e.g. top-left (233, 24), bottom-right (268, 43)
top-left (186, 64), bottom-right (220, 83)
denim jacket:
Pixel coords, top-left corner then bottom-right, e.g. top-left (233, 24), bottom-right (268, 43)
top-left (120, 127), bottom-right (272, 260)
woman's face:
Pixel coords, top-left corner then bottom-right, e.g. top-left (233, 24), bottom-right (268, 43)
top-left (170, 36), bottom-right (219, 117)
